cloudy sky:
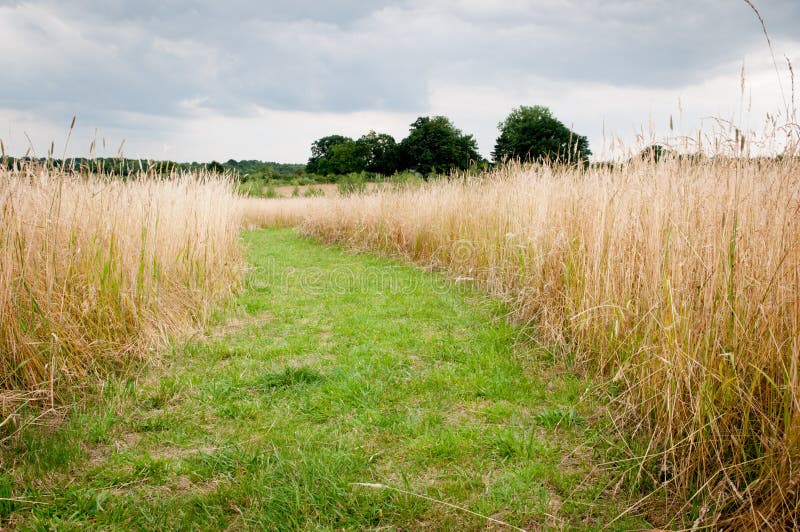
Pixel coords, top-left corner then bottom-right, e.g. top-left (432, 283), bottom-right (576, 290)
top-left (1, 0), bottom-right (798, 162)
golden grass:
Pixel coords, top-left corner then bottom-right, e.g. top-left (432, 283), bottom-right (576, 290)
top-left (240, 197), bottom-right (317, 228)
top-left (251, 154), bottom-right (800, 527)
top-left (0, 166), bottom-right (243, 419)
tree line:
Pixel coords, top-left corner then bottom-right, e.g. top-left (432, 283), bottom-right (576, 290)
top-left (1, 106), bottom-right (591, 183)
top-left (306, 106), bottom-right (592, 179)
top-left (0, 156), bottom-right (307, 182)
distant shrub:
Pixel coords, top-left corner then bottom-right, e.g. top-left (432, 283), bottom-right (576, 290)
top-left (388, 170), bottom-right (424, 187)
top-left (337, 172), bottom-right (367, 195)
top-left (303, 186), bottom-right (324, 197)
top-left (238, 178), bottom-right (269, 197)
top-left (264, 184), bottom-right (279, 199)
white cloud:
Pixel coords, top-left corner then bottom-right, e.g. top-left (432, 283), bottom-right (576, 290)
top-left (0, 0), bottom-right (798, 162)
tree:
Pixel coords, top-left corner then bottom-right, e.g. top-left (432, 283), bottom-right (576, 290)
top-left (398, 116), bottom-right (483, 177)
top-left (356, 131), bottom-right (399, 175)
top-left (493, 106), bottom-right (591, 164)
top-left (206, 160), bottom-right (225, 173)
top-left (306, 135), bottom-right (352, 174)
top-left (320, 140), bottom-right (369, 175)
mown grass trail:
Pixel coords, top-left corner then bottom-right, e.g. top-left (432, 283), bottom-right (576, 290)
top-left (1, 229), bottom-right (646, 530)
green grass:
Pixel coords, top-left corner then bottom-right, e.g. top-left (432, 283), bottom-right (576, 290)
top-left (0, 228), bottom-right (648, 530)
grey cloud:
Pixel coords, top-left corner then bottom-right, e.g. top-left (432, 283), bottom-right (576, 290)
top-left (398, 0), bottom-right (799, 89)
top-left (33, 0), bottom-right (406, 33)
top-left (0, 0), bottom-right (798, 125)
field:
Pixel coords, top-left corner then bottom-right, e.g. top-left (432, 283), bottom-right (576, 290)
top-left (245, 154), bottom-right (800, 528)
top-left (1, 151), bottom-right (799, 529)
top-left (0, 229), bottom-right (646, 529)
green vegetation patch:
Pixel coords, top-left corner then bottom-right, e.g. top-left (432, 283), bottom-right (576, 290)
top-left (0, 229), bottom-right (647, 530)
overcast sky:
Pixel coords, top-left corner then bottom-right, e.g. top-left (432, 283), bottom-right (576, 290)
top-left (1, 0), bottom-right (798, 162)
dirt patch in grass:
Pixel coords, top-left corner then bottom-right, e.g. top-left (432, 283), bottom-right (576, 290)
top-left (210, 311), bottom-right (274, 338)
top-left (148, 444), bottom-right (219, 462)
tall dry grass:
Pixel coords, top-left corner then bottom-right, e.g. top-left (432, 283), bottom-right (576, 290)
top-left (1, 166), bottom-right (243, 420)
top-left (253, 153), bottom-right (800, 527)
top-left (240, 197), bottom-right (314, 228)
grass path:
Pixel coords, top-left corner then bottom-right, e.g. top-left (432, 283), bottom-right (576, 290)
top-left (1, 229), bottom-right (645, 530)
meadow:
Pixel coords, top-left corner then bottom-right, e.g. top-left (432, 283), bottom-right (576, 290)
top-left (246, 152), bottom-right (800, 528)
top-left (2, 145), bottom-right (799, 528)
top-left (0, 229), bottom-right (644, 529)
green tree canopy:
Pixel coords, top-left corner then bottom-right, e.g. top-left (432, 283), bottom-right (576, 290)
top-left (493, 106), bottom-right (591, 164)
top-left (399, 116), bottom-right (483, 177)
top-left (206, 160), bottom-right (225, 173)
top-left (320, 141), bottom-right (369, 175)
top-left (356, 131), bottom-right (399, 175)
top-left (306, 135), bottom-right (353, 174)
